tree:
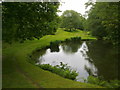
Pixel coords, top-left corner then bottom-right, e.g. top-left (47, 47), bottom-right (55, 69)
top-left (0, 3), bottom-right (1, 41)
top-left (2, 2), bottom-right (60, 43)
top-left (60, 10), bottom-right (85, 31)
top-left (95, 2), bottom-right (119, 44)
top-left (85, 3), bottom-right (107, 40)
top-left (85, 1), bottom-right (119, 43)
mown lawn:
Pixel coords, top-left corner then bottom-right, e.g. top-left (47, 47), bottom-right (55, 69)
top-left (2, 28), bottom-right (104, 88)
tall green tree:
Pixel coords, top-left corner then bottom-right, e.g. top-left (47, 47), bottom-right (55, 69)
top-left (85, 2), bottom-right (107, 40)
top-left (2, 2), bottom-right (59, 43)
top-left (85, 1), bottom-right (119, 43)
top-left (60, 10), bottom-right (85, 31)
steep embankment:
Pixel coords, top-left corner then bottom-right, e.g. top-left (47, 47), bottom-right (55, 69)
top-left (3, 28), bottom-right (103, 88)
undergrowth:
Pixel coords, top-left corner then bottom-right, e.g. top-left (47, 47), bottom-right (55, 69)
top-left (37, 62), bottom-right (78, 80)
top-left (84, 76), bottom-right (120, 88)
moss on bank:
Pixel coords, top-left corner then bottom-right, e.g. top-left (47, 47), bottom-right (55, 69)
top-left (2, 28), bottom-right (104, 88)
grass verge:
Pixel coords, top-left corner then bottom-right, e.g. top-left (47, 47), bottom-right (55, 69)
top-left (2, 28), bottom-right (104, 88)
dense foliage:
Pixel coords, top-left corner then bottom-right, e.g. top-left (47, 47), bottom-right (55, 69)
top-left (60, 10), bottom-right (85, 31)
top-left (37, 62), bottom-right (78, 80)
top-left (2, 2), bottom-right (59, 43)
top-left (85, 2), bottom-right (119, 44)
top-left (85, 76), bottom-right (120, 88)
top-left (0, 3), bottom-right (1, 40)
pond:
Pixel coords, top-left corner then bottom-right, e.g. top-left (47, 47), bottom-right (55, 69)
top-left (34, 40), bottom-right (118, 82)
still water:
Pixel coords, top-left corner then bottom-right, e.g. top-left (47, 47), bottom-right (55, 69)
top-left (35, 40), bottom-right (118, 82)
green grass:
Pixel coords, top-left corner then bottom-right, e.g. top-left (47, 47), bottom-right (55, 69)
top-left (2, 28), bottom-right (103, 88)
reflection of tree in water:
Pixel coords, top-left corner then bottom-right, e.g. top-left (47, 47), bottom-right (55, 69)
top-left (84, 65), bottom-right (93, 76)
top-left (84, 64), bottom-right (98, 77)
top-left (62, 40), bottom-right (82, 53)
top-left (86, 40), bottom-right (118, 80)
top-left (39, 56), bottom-right (45, 64)
top-left (31, 48), bottom-right (46, 63)
top-left (50, 44), bottom-right (59, 52)
top-left (80, 42), bottom-right (89, 58)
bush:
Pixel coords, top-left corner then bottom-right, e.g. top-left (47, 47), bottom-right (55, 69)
top-left (64, 28), bottom-right (77, 32)
top-left (85, 76), bottom-right (120, 88)
top-left (65, 37), bottom-right (81, 42)
top-left (50, 40), bottom-right (61, 45)
top-left (37, 62), bottom-right (78, 80)
top-left (70, 37), bottom-right (81, 41)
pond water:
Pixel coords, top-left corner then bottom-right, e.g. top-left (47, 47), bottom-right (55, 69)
top-left (35, 40), bottom-right (118, 82)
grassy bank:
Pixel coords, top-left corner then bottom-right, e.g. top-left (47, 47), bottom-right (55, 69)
top-left (2, 28), bottom-right (104, 88)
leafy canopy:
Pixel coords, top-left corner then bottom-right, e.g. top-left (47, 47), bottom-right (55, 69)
top-left (85, 1), bottom-right (119, 43)
top-left (60, 10), bottom-right (85, 31)
top-left (2, 2), bottom-right (60, 43)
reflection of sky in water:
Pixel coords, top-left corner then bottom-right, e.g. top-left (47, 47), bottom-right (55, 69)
top-left (38, 41), bottom-right (98, 82)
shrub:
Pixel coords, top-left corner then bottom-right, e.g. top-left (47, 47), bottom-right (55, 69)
top-left (65, 37), bottom-right (81, 42)
top-left (37, 62), bottom-right (78, 80)
top-left (50, 40), bottom-right (61, 45)
top-left (71, 37), bottom-right (81, 41)
top-left (85, 76), bottom-right (120, 88)
top-left (64, 28), bottom-right (77, 32)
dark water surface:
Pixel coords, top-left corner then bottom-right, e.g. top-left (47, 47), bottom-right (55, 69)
top-left (35, 40), bottom-right (118, 82)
